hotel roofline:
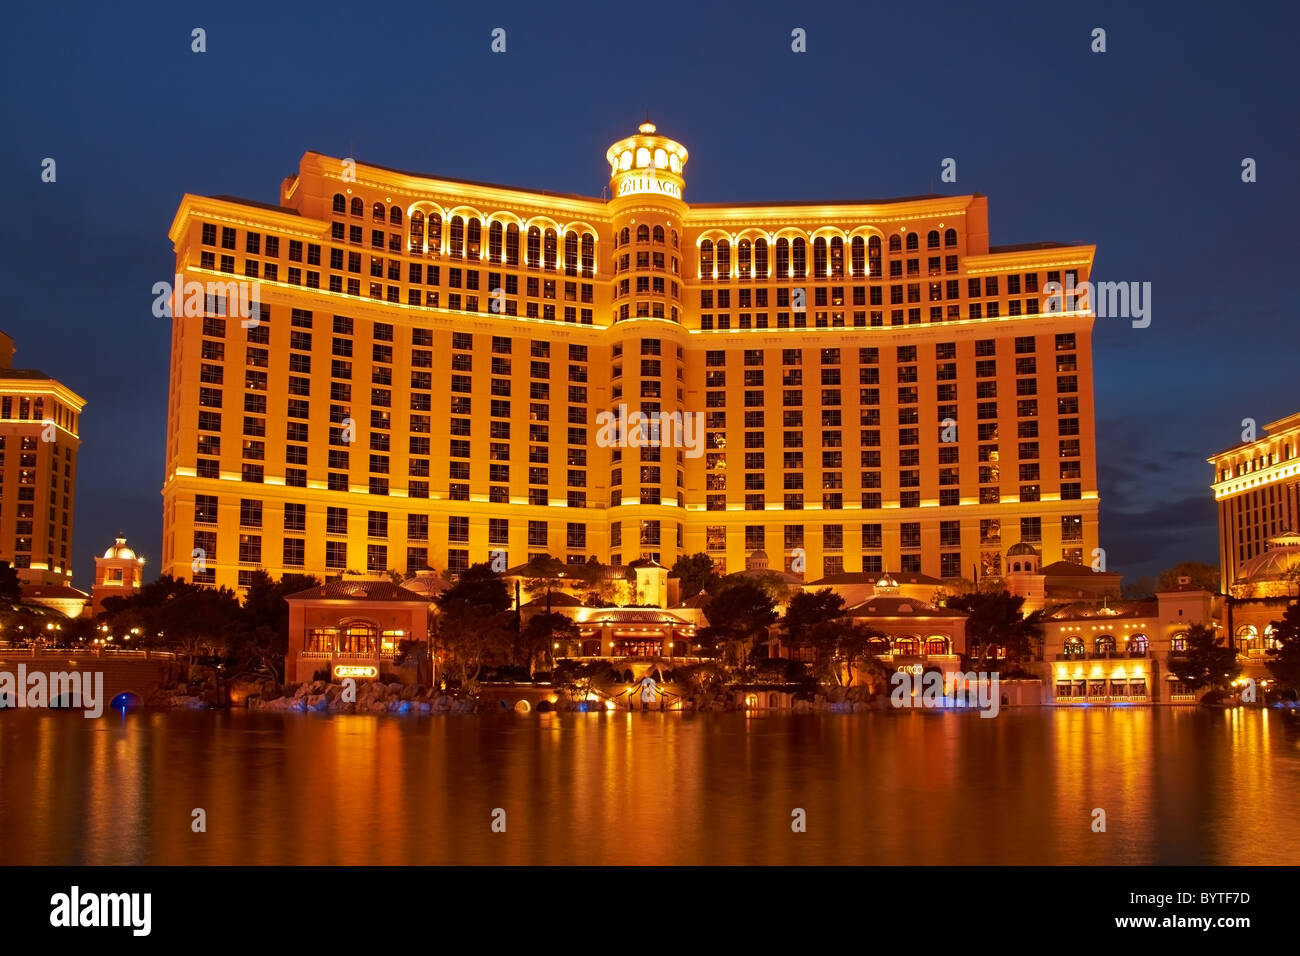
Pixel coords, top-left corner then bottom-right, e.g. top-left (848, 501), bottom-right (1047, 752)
top-left (168, 151), bottom-right (1094, 269)
top-left (0, 370), bottom-right (87, 410)
top-left (1208, 411), bottom-right (1300, 463)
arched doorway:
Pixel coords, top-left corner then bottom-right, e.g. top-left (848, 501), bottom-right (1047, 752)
top-left (1235, 624), bottom-right (1259, 655)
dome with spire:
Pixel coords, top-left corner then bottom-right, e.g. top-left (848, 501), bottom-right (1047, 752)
top-left (605, 121), bottom-right (689, 199)
top-left (102, 534), bottom-right (139, 561)
top-left (873, 574), bottom-right (900, 595)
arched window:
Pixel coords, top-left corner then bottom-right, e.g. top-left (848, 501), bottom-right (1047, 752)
top-left (944, 228), bottom-right (957, 247)
top-left (754, 238), bottom-right (768, 279)
top-left (813, 237), bottom-right (828, 277)
top-left (506, 224), bottom-right (520, 266)
top-left (332, 193), bottom-right (346, 214)
top-left (581, 234), bottom-right (595, 277)
top-left (564, 231), bottom-right (579, 276)
top-left (636, 147), bottom-right (651, 167)
top-left (868, 236), bottom-right (882, 276)
top-left (716, 239), bottom-right (731, 279)
top-left (372, 201), bottom-right (385, 222)
top-left (791, 238), bottom-right (806, 278)
top-left (671, 229), bottom-right (679, 249)
top-left (1064, 637), bottom-right (1084, 657)
top-left (339, 620), bottom-right (379, 655)
top-left (409, 211), bottom-right (425, 254)
top-left (775, 238), bottom-right (790, 277)
top-left (894, 636), bottom-right (919, 656)
top-left (888, 234), bottom-right (901, 253)
top-left (449, 216), bottom-right (465, 259)
top-left (830, 236), bottom-right (844, 277)
top-left (1129, 634), bottom-right (1149, 656)
top-left (427, 213), bottom-right (442, 254)
top-left (737, 239), bottom-right (751, 279)
top-left (488, 221), bottom-right (503, 262)
top-left (699, 239), bottom-right (714, 278)
top-left (925, 636), bottom-right (949, 656)
top-left (653, 225), bottom-right (664, 244)
top-left (527, 227), bottom-right (541, 268)
top-left (1095, 634), bottom-right (1116, 655)
top-left (466, 219), bottom-right (481, 258)
top-left (637, 224), bottom-right (650, 243)
top-left (927, 229), bottom-right (940, 249)
top-left (389, 206), bottom-right (402, 226)
top-left (620, 227), bottom-right (630, 246)
top-left (350, 196), bottom-right (364, 217)
top-left (543, 228), bottom-right (558, 271)
top-left (1264, 625), bottom-right (1281, 650)
top-left (850, 237), bottom-right (865, 277)
top-left (905, 232), bottom-right (919, 251)
top-left (1235, 624), bottom-right (1258, 654)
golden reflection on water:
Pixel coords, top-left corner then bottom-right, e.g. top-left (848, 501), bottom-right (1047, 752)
top-left (0, 708), bottom-right (1296, 865)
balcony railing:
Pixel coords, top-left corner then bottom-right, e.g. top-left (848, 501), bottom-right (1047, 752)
top-left (0, 647), bottom-right (178, 661)
top-left (1067, 650), bottom-right (1148, 660)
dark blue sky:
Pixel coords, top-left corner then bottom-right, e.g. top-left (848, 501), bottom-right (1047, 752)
top-left (3, 0), bottom-right (1296, 587)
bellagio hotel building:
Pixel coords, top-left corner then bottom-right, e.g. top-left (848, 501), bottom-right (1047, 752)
top-left (161, 122), bottom-right (1099, 591)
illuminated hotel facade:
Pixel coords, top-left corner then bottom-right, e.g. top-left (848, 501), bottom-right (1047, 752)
top-left (162, 122), bottom-right (1100, 591)
top-left (1208, 411), bottom-right (1300, 593)
top-left (0, 331), bottom-right (85, 585)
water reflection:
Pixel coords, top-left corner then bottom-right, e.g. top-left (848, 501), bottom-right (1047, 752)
top-left (0, 708), bottom-right (1296, 865)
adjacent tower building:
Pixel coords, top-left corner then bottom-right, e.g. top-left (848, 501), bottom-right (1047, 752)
top-left (1208, 411), bottom-right (1300, 593)
top-left (162, 122), bottom-right (1100, 591)
top-left (0, 330), bottom-right (85, 584)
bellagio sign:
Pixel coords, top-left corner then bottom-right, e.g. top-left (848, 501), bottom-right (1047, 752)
top-left (617, 175), bottom-right (682, 200)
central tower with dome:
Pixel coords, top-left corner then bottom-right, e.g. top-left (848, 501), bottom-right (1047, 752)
top-left (603, 123), bottom-right (692, 558)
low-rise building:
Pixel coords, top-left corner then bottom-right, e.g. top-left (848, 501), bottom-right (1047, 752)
top-left (284, 574), bottom-right (431, 683)
top-left (1040, 578), bottom-right (1217, 703)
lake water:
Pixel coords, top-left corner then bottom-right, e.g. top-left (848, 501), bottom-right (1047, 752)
top-left (1, 708), bottom-right (1296, 865)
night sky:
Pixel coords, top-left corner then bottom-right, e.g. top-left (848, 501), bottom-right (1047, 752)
top-left (3, 0), bottom-right (1296, 588)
